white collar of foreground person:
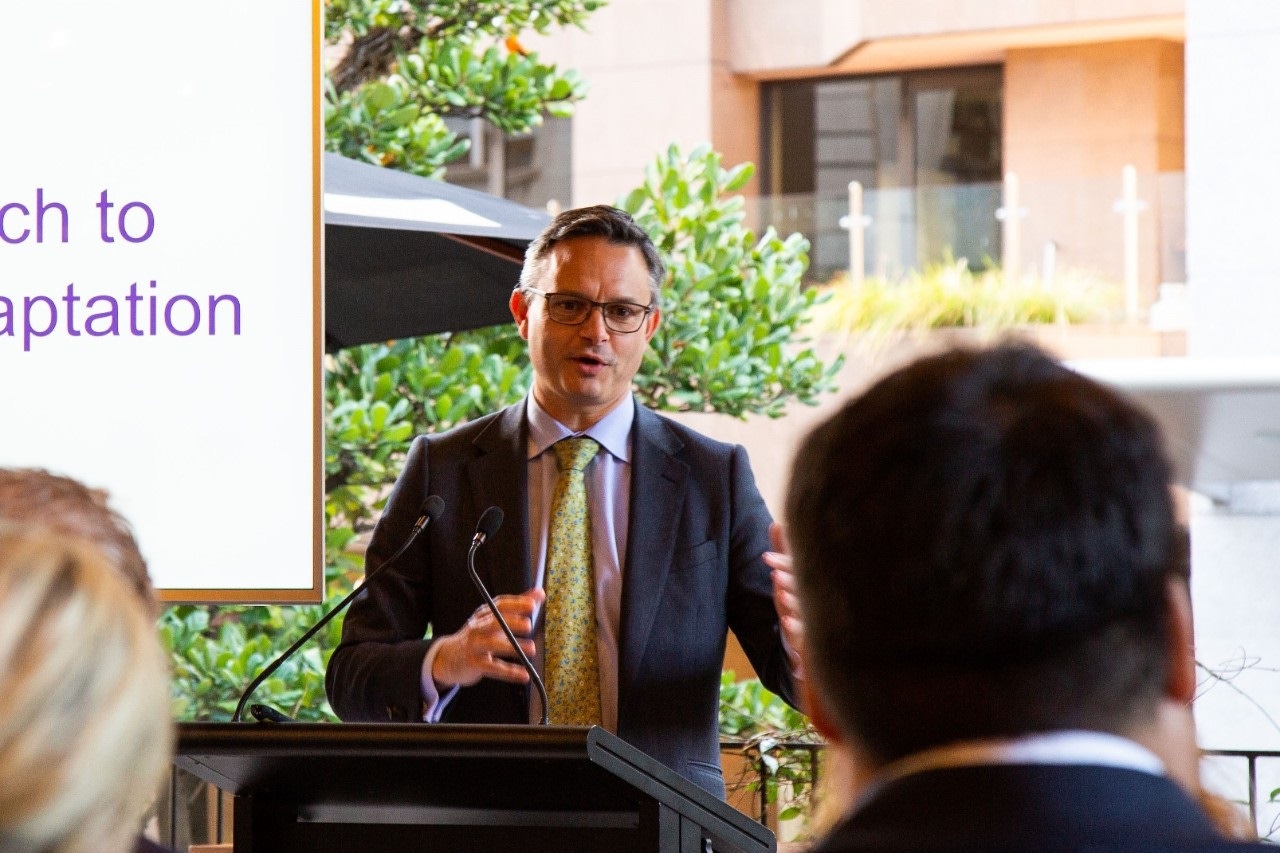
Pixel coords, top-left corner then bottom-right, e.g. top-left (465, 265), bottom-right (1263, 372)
top-left (851, 729), bottom-right (1165, 812)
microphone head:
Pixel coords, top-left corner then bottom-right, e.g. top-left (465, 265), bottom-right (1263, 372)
top-left (421, 495), bottom-right (445, 525)
top-left (476, 506), bottom-right (504, 539)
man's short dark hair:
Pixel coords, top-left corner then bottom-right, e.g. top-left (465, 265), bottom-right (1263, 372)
top-left (518, 205), bottom-right (665, 305)
top-left (786, 343), bottom-right (1179, 763)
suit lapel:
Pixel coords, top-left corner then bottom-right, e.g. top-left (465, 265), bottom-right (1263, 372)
top-left (467, 403), bottom-right (531, 595)
top-left (618, 405), bottom-right (687, 712)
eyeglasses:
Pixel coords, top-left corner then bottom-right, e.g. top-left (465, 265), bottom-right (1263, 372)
top-left (521, 286), bottom-right (655, 334)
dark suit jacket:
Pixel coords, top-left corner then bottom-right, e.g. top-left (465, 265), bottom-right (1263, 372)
top-left (812, 763), bottom-right (1271, 852)
top-left (326, 399), bottom-right (795, 797)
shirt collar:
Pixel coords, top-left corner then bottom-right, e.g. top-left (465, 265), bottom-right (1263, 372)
top-left (854, 730), bottom-right (1166, 814)
top-left (525, 394), bottom-right (634, 463)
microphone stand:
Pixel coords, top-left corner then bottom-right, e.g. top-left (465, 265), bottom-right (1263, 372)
top-left (232, 497), bottom-right (442, 722)
top-left (467, 513), bottom-right (550, 725)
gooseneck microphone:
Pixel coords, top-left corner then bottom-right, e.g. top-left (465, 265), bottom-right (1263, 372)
top-left (471, 506), bottom-right (505, 548)
top-left (233, 494), bottom-right (445, 723)
top-left (467, 506), bottom-right (550, 725)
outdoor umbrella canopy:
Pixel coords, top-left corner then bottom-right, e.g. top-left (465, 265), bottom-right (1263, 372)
top-left (324, 152), bottom-right (550, 351)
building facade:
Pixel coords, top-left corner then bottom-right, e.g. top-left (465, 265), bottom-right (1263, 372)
top-left (530, 0), bottom-right (1186, 307)
top-left (531, 0), bottom-right (1280, 828)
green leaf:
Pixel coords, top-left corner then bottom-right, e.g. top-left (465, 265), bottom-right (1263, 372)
top-left (385, 104), bottom-right (419, 128)
top-left (385, 423), bottom-right (413, 443)
top-left (441, 346), bottom-right (464, 373)
top-left (362, 82), bottom-right (397, 113)
top-left (724, 162), bottom-right (755, 192)
top-left (370, 401), bottom-right (390, 432)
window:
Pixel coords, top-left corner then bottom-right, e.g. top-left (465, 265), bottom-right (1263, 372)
top-left (763, 67), bottom-right (1002, 280)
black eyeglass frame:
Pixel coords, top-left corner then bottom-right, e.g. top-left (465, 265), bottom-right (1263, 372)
top-left (520, 286), bottom-right (656, 334)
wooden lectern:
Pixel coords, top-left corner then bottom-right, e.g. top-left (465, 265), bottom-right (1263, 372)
top-left (175, 723), bottom-right (775, 853)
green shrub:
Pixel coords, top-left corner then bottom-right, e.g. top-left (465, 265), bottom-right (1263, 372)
top-left (719, 673), bottom-right (821, 827)
top-left (810, 256), bottom-right (1117, 343)
top-left (624, 144), bottom-right (842, 418)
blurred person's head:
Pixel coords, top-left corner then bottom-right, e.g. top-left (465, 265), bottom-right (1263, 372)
top-left (0, 527), bottom-right (172, 853)
top-left (0, 468), bottom-right (152, 607)
top-left (786, 343), bottom-right (1194, 767)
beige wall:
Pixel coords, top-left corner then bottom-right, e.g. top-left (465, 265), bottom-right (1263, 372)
top-left (711, 0), bottom-right (762, 196)
top-left (1005, 39), bottom-right (1184, 180)
top-left (726, 0), bottom-right (1184, 74)
top-left (1005, 39), bottom-right (1184, 310)
top-left (527, 0), bottom-right (761, 205)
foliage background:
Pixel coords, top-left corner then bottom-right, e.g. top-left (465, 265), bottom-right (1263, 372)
top-left (324, 0), bottom-right (598, 177)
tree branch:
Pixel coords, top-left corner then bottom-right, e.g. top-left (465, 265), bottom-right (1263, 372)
top-left (329, 1), bottom-right (496, 94)
top-left (331, 26), bottom-right (422, 94)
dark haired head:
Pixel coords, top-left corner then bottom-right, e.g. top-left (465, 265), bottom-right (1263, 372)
top-left (786, 343), bottom-right (1179, 763)
top-left (518, 205), bottom-right (664, 305)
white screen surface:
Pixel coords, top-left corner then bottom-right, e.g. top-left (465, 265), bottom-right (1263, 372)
top-left (0, 2), bottom-right (321, 600)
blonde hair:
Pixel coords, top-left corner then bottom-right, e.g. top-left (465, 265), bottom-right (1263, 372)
top-left (0, 528), bottom-right (173, 853)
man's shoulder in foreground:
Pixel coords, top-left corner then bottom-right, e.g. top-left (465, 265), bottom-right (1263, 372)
top-left (810, 763), bottom-right (1273, 853)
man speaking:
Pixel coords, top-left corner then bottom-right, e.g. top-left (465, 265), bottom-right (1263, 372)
top-left (326, 205), bottom-right (798, 798)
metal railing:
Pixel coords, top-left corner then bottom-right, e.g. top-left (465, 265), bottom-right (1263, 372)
top-left (718, 741), bottom-right (1280, 841)
top-left (1202, 748), bottom-right (1280, 838)
top-left (744, 168), bottom-right (1187, 327)
top-left (720, 738), bottom-right (825, 828)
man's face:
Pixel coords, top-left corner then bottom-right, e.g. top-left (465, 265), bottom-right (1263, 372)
top-left (510, 235), bottom-right (660, 430)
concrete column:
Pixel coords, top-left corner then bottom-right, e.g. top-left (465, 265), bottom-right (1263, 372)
top-left (1183, 4), bottom-right (1280, 821)
top-left (528, 0), bottom-right (761, 205)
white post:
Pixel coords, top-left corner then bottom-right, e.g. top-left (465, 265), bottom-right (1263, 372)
top-left (486, 122), bottom-right (506, 198)
top-left (848, 180), bottom-right (865, 287)
top-left (1114, 164), bottom-right (1146, 323)
top-left (838, 181), bottom-right (871, 287)
top-left (996, 172), bottom-right (1025, 287)
top-left (1042, 240), bottom-right (1058, 290)
top-left (469, 117), bottom-right (486, 169)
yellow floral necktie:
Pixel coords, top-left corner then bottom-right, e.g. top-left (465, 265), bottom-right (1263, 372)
top-left (545, 437), bottom-right (602, 726)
